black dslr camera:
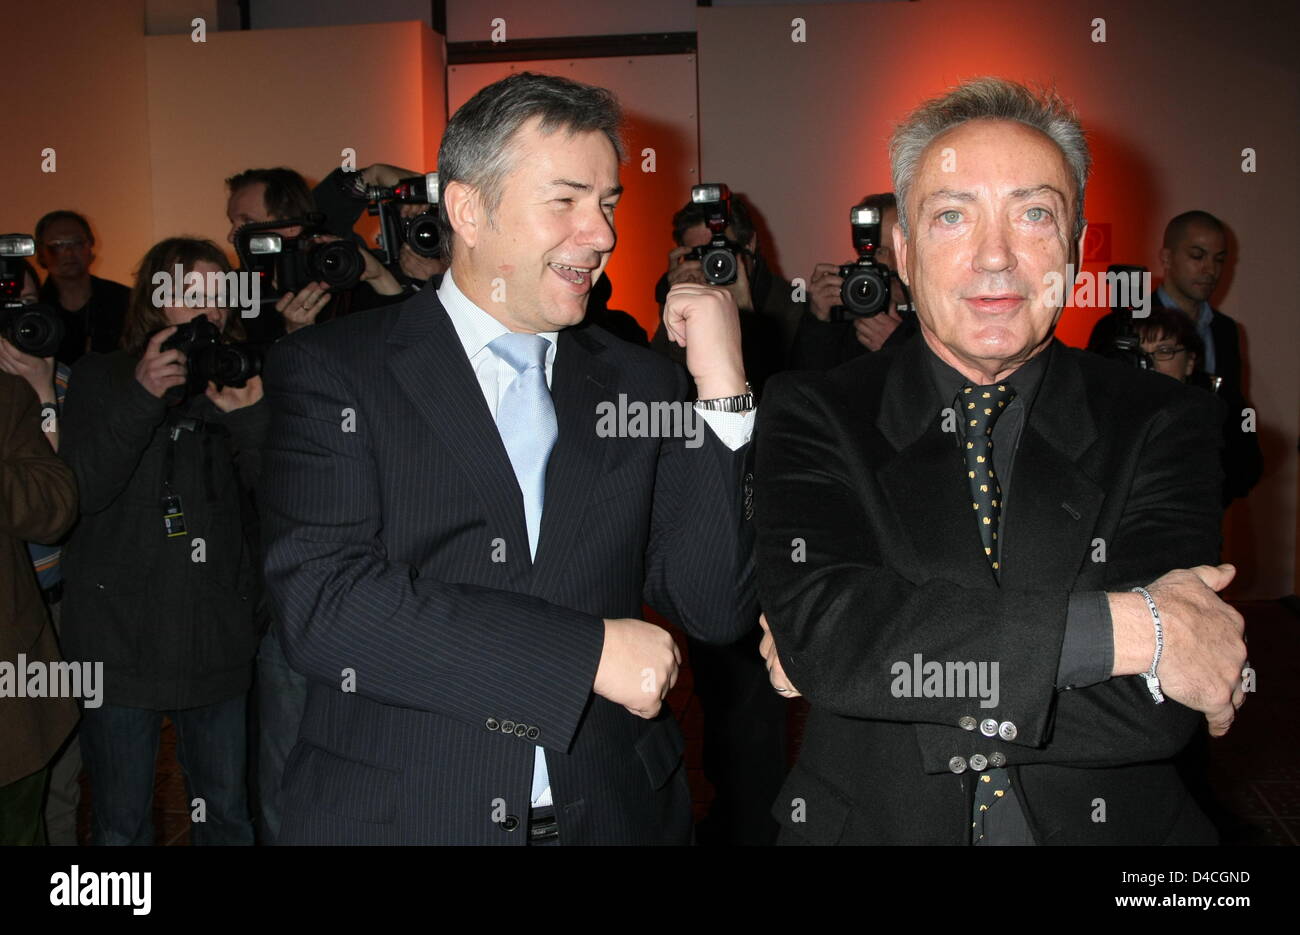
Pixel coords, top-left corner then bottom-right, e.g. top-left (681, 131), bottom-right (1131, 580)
top-left (686, 183), bottom-right (747, 286)
top-left (233, 214), bottom-right (363, 303)
top-left (159, 313), bottom-right (262, 402)
top-left (832, 205), bottom-right (896, 320)
top-left (0, 234), bottom-right (65, 357)
top-left (366, 171), bottom-right (441, 266)
top-left (1100, 263), bottom-right (1153, 371)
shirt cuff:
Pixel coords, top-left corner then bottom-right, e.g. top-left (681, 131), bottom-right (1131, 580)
top-left (1057, 590), bottom-right (1114, 690)
top-left (693, 406), bottom-right (755, 451)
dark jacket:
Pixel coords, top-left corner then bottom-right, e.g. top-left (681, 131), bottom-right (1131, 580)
top-left (260, 289), bottom-right (756, 844)
top-left (755, 336), bottom-right (1223, 844)
top-left (59, 350), bottom-right (269, 710)
top-left (0, 374), bottom-right (79, 786)
top-left (1088, 304), bottom-right (1261, 503)
top-left (40, 275), bottom-right (130, 367)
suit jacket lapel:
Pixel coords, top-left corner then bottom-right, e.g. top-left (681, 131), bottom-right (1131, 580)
top-left (385, 290), bottom-right (532, 570)
top-left (875, 337), bottom-right (995, 590)
top-left (531, 326), bottom-right (617, 592)
top-left (998, 343), bottom-right (1104, 591)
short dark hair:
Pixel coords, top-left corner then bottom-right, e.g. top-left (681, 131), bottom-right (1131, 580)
top-left (35, 210), bottom-right (94, 246)
top-left (1163, 210), bottom-right (1226, 249)
top-left (1134, 304), bottom-right (1203, 361)
top-left (437, 72), bottom-right (625, 258)
top-left (671, 192), bottom-right (757, 249)
top-left (225, 167), bottom-right (313, 221)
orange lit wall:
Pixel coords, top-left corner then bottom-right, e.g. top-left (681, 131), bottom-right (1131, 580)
top-left (145, 21), bottom-right (444, 261)
top-left (697, 0), bottom-right (1298, 599)
top-left (4, 1), bottom-right (156, 287)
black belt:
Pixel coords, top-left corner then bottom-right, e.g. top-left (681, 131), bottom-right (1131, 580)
top-left (43, 582), bottom-right (64, 606)
top-left (528, 806), bottom-right (559, 846)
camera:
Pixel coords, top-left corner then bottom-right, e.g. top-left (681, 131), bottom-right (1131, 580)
top-left (366, 172), bottom-right (441, 266)
top-left (233, 214), bottom-right (363, 301)
top-left (686, 183), bottom-right (747, 286)
top-left (1100, 263), bottom-right (1153, 371)
top-left (159, 313), bottom-right (263, 401)
top-left (0, 234), bottom-right (65, 357)
top-left (832, 206), bottom-right (895, 319)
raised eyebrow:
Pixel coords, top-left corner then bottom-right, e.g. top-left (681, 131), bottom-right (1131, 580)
top-left (922, 189), bottom-right (977, 207)
top-left (543, 180), bottom-right (624, 199)
top-left (1008, 184), bottom-right (1067, 203)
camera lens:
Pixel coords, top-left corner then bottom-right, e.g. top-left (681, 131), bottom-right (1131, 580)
top-left (843, 268), bottom-right (888, 317)
top-left (405, 215), bottom-right (441, 258)
top-left (311, 241), bottom-right (363, 289)
top-left (703, 248), bottom-right (737, 285)
top-left (9, 306), bottom-right (64, 357)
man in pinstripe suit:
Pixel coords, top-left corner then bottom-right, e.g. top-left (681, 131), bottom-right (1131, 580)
top-left (259, 73), bottom-right (757, 844)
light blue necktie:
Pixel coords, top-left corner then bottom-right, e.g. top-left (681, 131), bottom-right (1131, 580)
top-left (489, 332), bottom-right (558, 807)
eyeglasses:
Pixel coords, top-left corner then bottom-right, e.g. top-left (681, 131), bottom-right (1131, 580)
top-left (1147, 345), bottom-right (1187, 361)
top-left (43, 239), bottom-right (89, 253)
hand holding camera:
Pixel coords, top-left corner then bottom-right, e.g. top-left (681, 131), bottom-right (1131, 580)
top-left (135, 326), bottom-right (189, 400)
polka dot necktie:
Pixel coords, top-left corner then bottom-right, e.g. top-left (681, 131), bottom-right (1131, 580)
top-left (959, 382), bottom-right (1016, 842)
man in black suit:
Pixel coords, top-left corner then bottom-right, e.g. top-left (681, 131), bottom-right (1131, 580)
top-left (259, 72), bottom-right (757, 844)
top-left (755, 78), bottom-right (1249, 845)
top-left (1088, 211), bottom-right (1261, 503)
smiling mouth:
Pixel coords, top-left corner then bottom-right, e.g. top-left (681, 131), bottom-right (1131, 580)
top-left (549, 262), bottom-right (595, 286)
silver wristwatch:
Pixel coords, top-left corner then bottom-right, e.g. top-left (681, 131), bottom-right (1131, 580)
top-left (694, 382), bottom-right (754, 413)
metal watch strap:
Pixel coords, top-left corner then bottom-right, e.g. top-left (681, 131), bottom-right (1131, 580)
top-left (694, 381), bottom-right (754, 413)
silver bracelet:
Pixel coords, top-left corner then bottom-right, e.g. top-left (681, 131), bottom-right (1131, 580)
top-left (1131, 586), bottom-right (1165, 704)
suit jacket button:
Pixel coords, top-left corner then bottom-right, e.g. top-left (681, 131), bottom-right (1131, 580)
top-left (998, 721), bottom-right (1018, 741)
top-left (980, 718), bottom-right (999, 737)
top-left (958, 716), bottom-right (977, 731)
top-left (514, 723), bottom-right (528, 737)
top-left (500, 815), bottom-right (520, 832)
top-left (501, 719), bottom-right (516, 733)
top-left (485, 717), bottom-right (500, 731)
top-left (948, 756), bottom-right (967, 774)
top-left (526, 726), bottom-right (540, 740)
top-left (989, 752), bottom-right (1007, 768)
top-left (969, 754), bottom-right (988, 771)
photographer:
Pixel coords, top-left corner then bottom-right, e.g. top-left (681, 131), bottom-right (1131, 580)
top-left (59, 237), bottom-right (267, 845)
top-left (0, 257), bottom-right (80, 844)
top-left (791, 192), bottom-right (917, 370)
top-left (225, 167), bottom-right (406, 342)
top-left (34, 210), bottom-right (129, 366)
top-left (312, 162), bottom-right (447, 288)
top-left (650, 190), bottom-right (800, 395)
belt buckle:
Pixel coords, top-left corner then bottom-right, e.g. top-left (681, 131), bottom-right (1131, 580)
top-left (528, 813), bottom-right (559, 844)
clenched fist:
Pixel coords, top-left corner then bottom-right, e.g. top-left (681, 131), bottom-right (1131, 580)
top-left (593, 617), bottom-right (681, 719)
top-left (660, 282), bottom-right (746, 401)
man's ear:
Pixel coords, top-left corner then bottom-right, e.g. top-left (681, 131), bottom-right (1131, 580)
top-left (892, 220), bottom-right (909, 286)
top-left (1159, 246), bottom-right (1173, 274)
top-left (1185, 352), bottom-right (1197, 379)
top-left (1073, 220), bottom-right (1088, 269)
top-left (443, 181), bottom-right (480, 249)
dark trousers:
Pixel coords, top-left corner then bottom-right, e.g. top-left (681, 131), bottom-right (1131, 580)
top-left (80, 696), bottom-right (253, 845)
top-left (689, 624), bottom-right (789, 845)
top-left (255, 625), bottom-right (308, 844)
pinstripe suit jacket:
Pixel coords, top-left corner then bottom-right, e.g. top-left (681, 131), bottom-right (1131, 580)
top-left (259, 288), bottom-right (756, 844)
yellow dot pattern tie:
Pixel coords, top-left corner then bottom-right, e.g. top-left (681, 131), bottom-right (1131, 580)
top-left (959, 382), bottom-right (1016, 843)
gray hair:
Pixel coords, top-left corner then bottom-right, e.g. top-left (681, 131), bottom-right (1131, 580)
top-left (437, 72), bottom-right (625, 258)
top-left (889, 77), bottom-right (1090, 241)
